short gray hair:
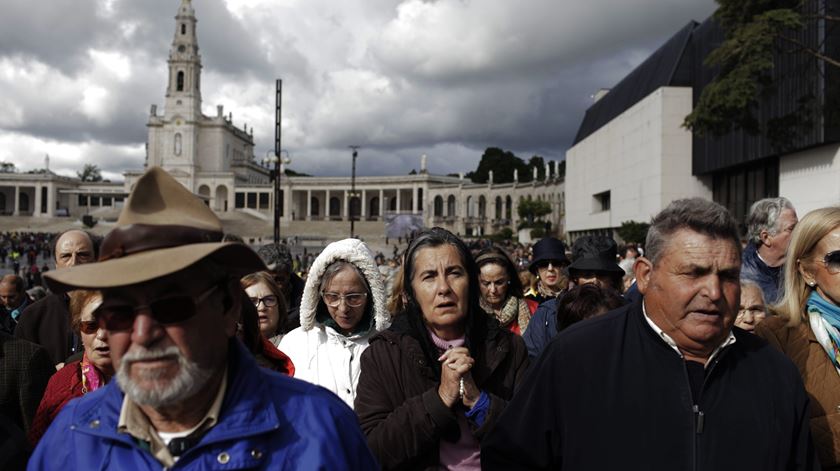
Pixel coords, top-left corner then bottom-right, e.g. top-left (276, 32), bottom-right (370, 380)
top-left (739, 278), bottom-right (766, 306)
top-left (746, 197), bottom-right (795, 244)
top-left (645, 198), bottom-right (741, 265)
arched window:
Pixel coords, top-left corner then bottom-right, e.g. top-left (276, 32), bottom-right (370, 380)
top-left (310, 197), bottom-right (320, 216)
top-left (478, 196), bottom-right (486, 219)
top-left (447, 195), bottom-right (456, 217)
top-left (329, 197), bottom-right (341, 217)
top-left (495, 196), bottom-right (502, 219)
top-left (19, 193), bottom-right (29, 212)
top-left (181, 24), bottom-right (186, 35)
top-left (505, 196), bottom-right (512, 219)
top-left (434, 196), bottom-right (443, 217)
top-left (369, 197), bottom-right (379, 217)
top-left (174, 133), bottom-right (182, 156)
top-left (176, 71), bottom-right (184, 91)
top-left (349, 197), bottom-right (361, 219)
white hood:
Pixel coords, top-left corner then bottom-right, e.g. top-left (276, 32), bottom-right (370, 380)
top-left (299, 238), bottom-right (391, 333)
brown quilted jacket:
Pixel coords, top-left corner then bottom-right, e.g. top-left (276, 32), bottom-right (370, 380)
top-left (757, 316), bottom-right (840, 469)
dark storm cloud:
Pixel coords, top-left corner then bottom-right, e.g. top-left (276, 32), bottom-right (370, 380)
top-left (1, 0), bottom-right (719, 178)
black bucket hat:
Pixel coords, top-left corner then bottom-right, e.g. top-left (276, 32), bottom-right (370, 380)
top-left (528, 237), bottom-right (569, 274)
top-left (566, 235), bottom-right (624, 277)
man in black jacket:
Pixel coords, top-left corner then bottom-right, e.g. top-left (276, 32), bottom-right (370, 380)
top-left (481, 198), bottom-right (818, 471)
top-left (14, 229), bottom-right (96, 366)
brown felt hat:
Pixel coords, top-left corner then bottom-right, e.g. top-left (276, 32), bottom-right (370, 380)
top-left (44, 167), bottom-right (265, 292)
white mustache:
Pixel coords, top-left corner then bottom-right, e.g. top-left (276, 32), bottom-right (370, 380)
top-left (121, 345), bottom-right (180, 364)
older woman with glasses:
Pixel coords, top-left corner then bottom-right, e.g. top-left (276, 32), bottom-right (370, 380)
top-left (279, 238), bottom-right (390, 408)
top-left (241, 271), bottom-right (287, 345)
top-left (757, 206), bottom-right (840, 468)
top-left (28, 290), bottom-right (114, 445)
top-left (736, 279), bottom-right (767, 333)
top-left (355, 228), bottom-right (529, 470)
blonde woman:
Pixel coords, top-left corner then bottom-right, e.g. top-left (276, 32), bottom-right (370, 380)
top-left (757, 206), bottom-right (840, 468)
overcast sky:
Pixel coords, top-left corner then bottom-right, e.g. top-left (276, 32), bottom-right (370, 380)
top-left (0, 0), bottom-right (717, 181)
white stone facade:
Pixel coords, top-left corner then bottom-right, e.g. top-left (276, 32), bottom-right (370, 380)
top-left (566, 86), bottom-right (711, 239)
top-left (779, 143), bottom-right (840, 216)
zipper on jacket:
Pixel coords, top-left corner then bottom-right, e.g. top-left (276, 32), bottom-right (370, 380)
top-left (693, 404), bottom-right (704, 434)
top-left (681, 363), bottom-right (698, 471)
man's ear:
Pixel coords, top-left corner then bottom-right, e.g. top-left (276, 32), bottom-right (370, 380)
top-left (634, 257), bottom-right (653, 295)
top-left (759, 229), bottom-right (772, 247)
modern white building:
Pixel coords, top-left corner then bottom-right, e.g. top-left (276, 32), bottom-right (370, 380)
top-left (566, 12), bottom-right (840, 241)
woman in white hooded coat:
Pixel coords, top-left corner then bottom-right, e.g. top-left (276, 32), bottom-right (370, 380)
top-left (279, 238), bottom-right (390, 408)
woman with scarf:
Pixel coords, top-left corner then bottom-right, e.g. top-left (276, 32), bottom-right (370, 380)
top-left (28, 290), bottom-right (114, 445)
top-left (279, 238), bottom-right (390, 409)
top-left (523, 237), bottom-right (569, 305)
top-left (757, 206), bottom-right (840, 469)
top-left (355, 228), bottom-right (529, 470)
top-left (475, 246), bottom-right (536, 335)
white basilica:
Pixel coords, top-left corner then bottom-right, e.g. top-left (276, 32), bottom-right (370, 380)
top-left (0, 0), bottom-right (564, 241)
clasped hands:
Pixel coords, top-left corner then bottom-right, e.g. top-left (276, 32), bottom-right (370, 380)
top-left (437, 347), bottom-right (480, 409)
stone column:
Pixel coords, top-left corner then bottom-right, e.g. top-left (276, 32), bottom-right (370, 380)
top-left (343, 190), bottom-right (349, 221)
top-left (283, 185), bottom-right (293, 221)
top-left (361, 189), bottom-right (367, 220)
top-left (325, 189), bottom-right (330, 219)
top-left (47, 183), bottom-right (56, 217)
top-left (306, 189), bottom-right (312, 221)
top-left (12, 186), bottom-right (19, 216)
top-left (378, 189), bottom-right (384, 219)
top-left (396, 189), bottom-right (401, 215)
top-left (412, 186), bottom-right (418, 213)
top-left (34, 184), bottom-right (42, 217)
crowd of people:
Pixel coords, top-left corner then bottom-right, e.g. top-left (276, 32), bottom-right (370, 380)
top-left (0, 167), bottom-right (835, 470)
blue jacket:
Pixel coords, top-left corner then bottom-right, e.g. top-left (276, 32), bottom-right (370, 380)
top-left (741, 242), bottom-right (783, 304)
top-left (28, 340), bottom-right (379, 470)
top-left (522, 298), bottom-right (558, 359)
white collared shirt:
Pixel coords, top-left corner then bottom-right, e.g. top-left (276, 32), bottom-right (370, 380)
top-left (642, 300), bottom-right (736, 367)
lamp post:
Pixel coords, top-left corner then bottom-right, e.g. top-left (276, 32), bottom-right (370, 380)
top-left (263, 149), bottom-right (291, 243)
top-left (348, 146), bottom-right (360, 238)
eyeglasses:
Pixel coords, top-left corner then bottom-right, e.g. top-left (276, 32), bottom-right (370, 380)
top-left (321, 292), bottom-right (368, 308)
top-left (80, 320), bottom-right (99, 335)
top-left (94, 283), bottom-right (220, 331)
top-left (815, 250), bottom-right (840, 274)
top-left (249, 295), bottom-right (278, 308)
top-left (535, 260), bottom-right (564, 270)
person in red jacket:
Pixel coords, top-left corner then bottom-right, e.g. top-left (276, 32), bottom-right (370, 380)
top-left (29, 290), bottom-right (114, 445)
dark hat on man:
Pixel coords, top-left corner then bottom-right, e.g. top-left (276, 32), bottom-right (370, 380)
top-left (528, 237), bottom-right (569, 274)
top-left (566, 235), bottom-right (624, 276)
top-left (44, 167), bottom-right (265, 292)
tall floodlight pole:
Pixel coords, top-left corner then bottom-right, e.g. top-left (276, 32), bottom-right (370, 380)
top-left (273, 79), bottom-right (282, 244)
top-left (349, 146), bottom-right (360, 238)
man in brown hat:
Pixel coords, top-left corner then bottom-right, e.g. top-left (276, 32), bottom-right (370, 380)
top-left (29, 167), bottom-right (377, 470)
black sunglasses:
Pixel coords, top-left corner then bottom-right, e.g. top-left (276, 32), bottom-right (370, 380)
top-left (94, 283), bottom-right (220, 331)
top-left (816, 250), bottom-right (840, 275)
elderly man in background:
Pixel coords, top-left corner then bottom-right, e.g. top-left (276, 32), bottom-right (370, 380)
top-left (741, 197), bottom-right (798, 304)
top-left (29, 167), bottom-right (377, 470)
top-left (482, 198), bottom-right (817, 470)
top-left (15, 229), bottom-right (96, 366)
top-left (0, 275), bottom-right (31, 335)
top-left (257, 243), bottom-right (305, 332)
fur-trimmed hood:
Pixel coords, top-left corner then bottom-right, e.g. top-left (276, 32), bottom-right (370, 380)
top-left (299, 238), bottom-right (391, 333)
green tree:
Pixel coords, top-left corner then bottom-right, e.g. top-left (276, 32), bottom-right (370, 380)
top-left (77, 164), bottom-right (103, 182)
top-left (684, 0), bottom-right (839, 147)
top-left (517, 198), bottom-right (552, 226)
top-left (465, 147), bottom-right (529, 183)
top-left (616, 220), bottom-right (650, 245)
